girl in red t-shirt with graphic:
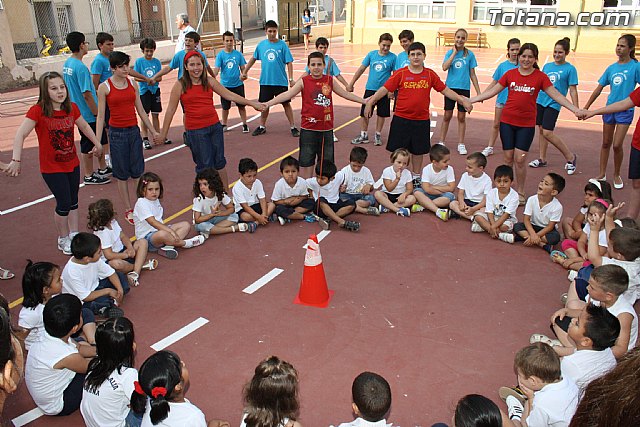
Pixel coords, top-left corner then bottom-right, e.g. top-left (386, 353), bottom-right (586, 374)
top-left (6, 72), bottom-right (102, 255)
top-left (470, 43), bottom-right (581, 204)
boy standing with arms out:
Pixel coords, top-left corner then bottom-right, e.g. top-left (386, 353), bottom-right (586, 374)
top-left (213, 31), bottom-right (249, 133)
top-left (449, 152), bottom-right (492, 223)
top-left (63, 32), bottom-right (110, 185)
top-left (241, 20), bottom-right (299, 137)
top-left (509, 173), bottom-right (564, 249)
top-left (271, 156), bottom-right (316, 225)
top-left (151, 32), bottom-right (212, 83)
top-left (473, 164), bottom-right (519, 237)
top-left (412, 144), bottom-right (456, 221)
top-left (232, 158), bottom-right (275, 227)
top-left (349, 33), bottom-right (396, 146)
top-left (340, 147), bottom-right (379, 216)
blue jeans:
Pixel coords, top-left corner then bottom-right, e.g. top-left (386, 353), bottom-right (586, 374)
top-left (185, 122), bottom-right (226, 172)
top-left (194, 213), bottom-right (239, 233)
top-left (125, 409), bottom-right (143, 427)
top-left (340, 192), bottom-right (376, 206)
top-left (414, 187), bottom-right (455, 202)
top-left (109, 126), bottom-right (144, 180)
top-left (83, 272), bottom-right (130, 314)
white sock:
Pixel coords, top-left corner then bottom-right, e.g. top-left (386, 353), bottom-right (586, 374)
top-left (376, 131), bottom-right (381, 136)
top-left (506, 395), bottom-right (523, 421)
top-left (361, 131), bottom-right (367, 137)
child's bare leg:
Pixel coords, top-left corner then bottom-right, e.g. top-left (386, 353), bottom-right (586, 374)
top-left (83, 321), bottom-right (96, 345)
top-left (217, 167), bottom-right (229, 192)
top-left (152, 114), bottom-right (160, 133)
top-left (414, 192), bottom-right (439, 213)
top-left (399, 195), bottom-right (416, 208)
top-left (375, 116), bottom-right (386, 134)
top-left (238, 105), bottom-right (248, 124)
top-left (457, 111), bottom-right (466, 145)
top-left (140, 118), bottom-right (148, 138)
top-left (486, 107), bottom-right (502, 148)
top-left (410, 154), bottom-right (423, 175)
top-left (171, 221), bottom-right (192, 241)
top-left (133, 239), bottom-right (148, 275)
top-left (552, 323), bottom-right (577, 349)
top-left (439, 109), bottom-right (453, 142)
top-left (320, 203), bottom-right (347, 225)
top-left (221, 108), bottom-right (230, 126)
top-left (360, 115), bottom-right (369, 133)
top-left (561, 217), bottom-right (577, 239)
top-left (474, 215), bottom-right (490, 232)
top-left (564, 247), bottom-right (579, 259)
top-left (449, 201), bottom-right (472, 220)
top-left (354, 199), bottom-right (371, 214)
top-left (375, 191), bottom-right (400, 213)
top-left (566, 281), bottom-right (585, 309)
top-left (108, 259), bottom-right (134, 274)
top-left (266, 202), bottom-right (276, 217)
top-left (209, 219), bottom-right (238, 235)
top-left (240, 212), bottom-right (255, 222)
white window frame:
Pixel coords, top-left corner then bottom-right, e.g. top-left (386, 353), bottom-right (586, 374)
top-left (472, 0), bottom-right (559, 23)
top-left (89, 0), bottom-right (118, 33)
top-left (380, 0), bottom-right (456, 22)
top-left (603, 0), bottom-right (640, 27)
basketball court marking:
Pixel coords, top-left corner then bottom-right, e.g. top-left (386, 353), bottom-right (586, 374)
top-left (11, 407), bottom-right (45, 427)
top-left (242, 268), bottom-right (285, 294)
top-left (150, 317), bottom-right (210, 351)
top-left (302, 230), bottom-right (331, 248)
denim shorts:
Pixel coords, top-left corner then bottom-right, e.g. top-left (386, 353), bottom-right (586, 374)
top-left (299, 129), bottom-right (334, 168)
top-left (603, 109), bottom-right (634, 125)
top-left (414, 188), bottom-right (455, 202)
top-left (184, 122), bottom-right (226, 172)
top-left (143, 231), bottom-right (161, 252)
top-left (194, 213), bottom-right (239, 233)
top-left (109, 125), bottom-right (145, 180)
top-left (340, 192), bottom-right (376, 206)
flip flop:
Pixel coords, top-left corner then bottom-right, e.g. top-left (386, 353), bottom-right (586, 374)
top-left (0, 267), bottom-right (14, 280)
top-left (550, 250), bottom-right (567, 264)
top-left (142, 258), bottom-right (158, 271)
top-left (127, 271), bottom-right (140, 287)
top-left (529, 333), bottom-right (561, 347)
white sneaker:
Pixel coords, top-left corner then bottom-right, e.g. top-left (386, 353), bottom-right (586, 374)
top-left (57, 236), bottom-right (72, 255)
top-left (457, 143), bottom-right (467, 155)
top-left (481, 146), bottom-right (494, 156)
top-left (333, 134), bottom-right (338, 142)
top-left (471, 221), bottom-right (483, 232)
top-left (498, 232), bottom-right (514, 244)
top-left (568, 270), bottom-right (578, 281)
top-left (437, 141), bottom-right (446, 146)
top-left (184, 235), bottom-right (205, 248)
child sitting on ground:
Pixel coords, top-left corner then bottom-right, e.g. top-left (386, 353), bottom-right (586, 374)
top-left (271, 156), bottom-right (316, 225)
top-left (307, 160), bottom-right (360, 232)
top-left (508, 173), bottom-right (565, 249)
top-left (412, 144), bottom-right (456, 221)
top-left (193, 168), bottom-right (253, 236)
top-left (25, 294), bottom-right (93, 416)
top-left (472, 164), bottom-right (519, 238)
top-left (449, 152), bottom-right (492, 224)
top-left (499, 343), bottom-right (578, 427)
top-left (375, 148), bottom-right (416, 217)
top-left (62, 232), bottom-right (127, 318)
top-left (561, 179), bottom-right (612, 242)
top-left (88, 198), bottom-right (157, 288)
top-left (555, 264), bottom-right (637, 359)
top-left (333, 371), bottom-right (395, 427)
top-left (339, 147), bottom-right (379, 216)
top-left (232, 158), bottom-right (275, 227)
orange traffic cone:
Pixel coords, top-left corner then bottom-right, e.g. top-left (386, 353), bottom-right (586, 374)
top-left (294, 234), bottom-right (334, 308)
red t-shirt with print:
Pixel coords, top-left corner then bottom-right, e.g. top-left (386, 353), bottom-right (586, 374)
top-left (25, 103), bottom-right (81, 173)
top-left (628, 87), bottom-right (640, 150)
top-left (384, 66), bottom-right (446, 121)
top-left (498, 68), bottom-right (552, 127)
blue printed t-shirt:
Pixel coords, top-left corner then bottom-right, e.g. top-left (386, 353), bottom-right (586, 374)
top-left (304, 54), bottom-right (341, 76)
top-left (395, 51), bottom-right (410, 71)
top-left (537, 62), bottom-right (578, 111)
top-left (444, 49), bottom-right (477, 91)
top-left (493, 59), bottom-right (518, 105)
top-left (253, 39), bottom-right (294, 86)
top-left (90, 54), bottom-right (112, 84)
top-left (133, 57), bottom-right (162, 95)
top-left (598, 60), bottom-right (640, 109)
top-left (63, 57), bottom-right (98, 123)
top-left (362, 50), bottom-right (396, 91)
top-left (170, 50), bottom-right (208, 79)
top-left (215, 50), bottom-right (247, 88)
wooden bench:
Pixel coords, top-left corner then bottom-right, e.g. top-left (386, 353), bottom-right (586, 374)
top-left (200, 34), bottom-right (243, 55)
top-left (436, 27), bottom-right (488, 48)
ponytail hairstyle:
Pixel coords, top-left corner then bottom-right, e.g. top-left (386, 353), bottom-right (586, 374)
top-left (506, 38), bottom-right (520, 58)
top-left (243, 356), bottom-right (300, 427)
top-left (87, 198), bottom-right (115, 231)
top-left (22, 260), bottom-right (59, 309)
top-left (455, 28), bottom-right (469, 58)
top-left (131, 350), bottom-right (183, 424)
top-left (518, 43), bottom-right (540, 69)
top-left (620, 34), bottom-right (637, 62)
top-left (84, 317), bottom-right (135, 394)
top-left (555, 37), bottom-right (571, 54)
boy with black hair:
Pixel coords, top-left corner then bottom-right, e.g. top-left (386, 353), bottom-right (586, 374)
top-left (307, 160), bottom-right (359, 232)
top-left (394, 29), bottom-right (415, 71)
top-left (63, 31), bottom-right (110, 185)
top-left (150, 31), bottom-right (213, 83)
top-left (340, 147), bottom-right (378, 216)
top-left (412, 144), bottom-right (456, 220)
top-left (25, 294), bottom-right (93, 416)
top-left (271, 156), bottom-right (316, 225)
top-left (303, 37), bottom-right (349, 88)
top-left (91, 32), bottom-right (114, 90)
top-left (449, 152), bottom-right (492, 222)
top-left (334, 371), bottom-right (394, 426)
top-left (61, 232), bottom-right (127, 317)
top-left (242, 20), bottom-right (299, 137)
top-left (499, 343), bottom-right (579, 426)
top-left (232, 158), bottom-right (275, 227)
top-left (350, 33), bottom-right (397, 146)
top-left (473, 164), bottom-right (519, 237)
top-left (509, 173), bottom-right (565, 249)
top-left (213, 31), bottom-right (249, 133)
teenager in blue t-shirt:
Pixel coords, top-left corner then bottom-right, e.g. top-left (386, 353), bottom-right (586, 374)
top-left (62, 31), bottom-right (110, 185)
top-left (529, 37), bottom-right (579, 175)
top-left (438, 28), bottom-right (481, 156)
top-left (348, 33), bottom-right (396, 146)
top-left (394, 29), bottom-right (415, 71)
top-left (90, 32), bottom-right (114, 90)
top-left (213, 31), bottom-right (249, 134)
top-left (584, 34), bottom-right (640, 189)
top-left (150, 31), bottom-right (212, 83)
top-left (241, 20), bottom-right (299, 137)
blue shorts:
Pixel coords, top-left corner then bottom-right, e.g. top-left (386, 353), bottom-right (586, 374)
top-left (536, 104), bottom-right (560, 131)
top-left (500, 122), bottom-right (536, 152)
top-left (194, 213), bottom-right (239, 233)
top-left (185, 122), bottom-right (226, 172)
top-left (340, 193), bottom-right (376, 206)
top-left (574, 264), bottom-right (595, 301)
top-left (414, 188), bottom-right (455, 202)
top-left (603, 109), bottom-right (634, 125)
top-left (143, 231), bottom-right (161, 252)
top-left (109, 126), bottom-right (145, 180)
top-left (274, 197), bottom-right (316, 218)
top-left (464, 198), bottom-right (479, 207)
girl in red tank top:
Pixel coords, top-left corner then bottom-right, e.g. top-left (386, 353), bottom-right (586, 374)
top-left (158, 50), bottom-right (263, 190)
top-left (265, 51), bottom-right (367, 178)
top-left (95, 51), bottom-right (158, 223)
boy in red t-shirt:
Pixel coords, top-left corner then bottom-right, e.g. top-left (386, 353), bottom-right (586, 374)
top-left (364, 42), bottom-right (472, 181)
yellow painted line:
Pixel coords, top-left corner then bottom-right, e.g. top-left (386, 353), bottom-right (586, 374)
top-left (8, 117), bottom-right (361, 310)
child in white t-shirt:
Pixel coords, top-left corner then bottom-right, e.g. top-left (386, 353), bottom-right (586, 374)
top-left (81, 317), bottom-right (140, 427)
top-left (449, 152), bottom-right (492, 222)
top-left (134, 172), bottom-right (204, 260)
top-left (339, 147), bottom-right (379, 216)
top-left (25, 294), bottom-right (93, 416)
top-left (307, 160), bottom-right (359, 231)
top-left (375, 148), bottom-right (416, 217)
top-left (473, 164), bottom-right (519, 238)
top-left (193, 168), bottom-right (254, 236)
top-left (88, 198), bottom-right (157, 288)
top-left (271, 156), bottom-right (316, 225)
top-left (413, 144), bottom-right (456, 221)
top-left (332, 371), bottom-right (395, 427)
top-left (232, 158), bottom-right (275, 227)
top-left (510, 173), bottom-right (564, 250)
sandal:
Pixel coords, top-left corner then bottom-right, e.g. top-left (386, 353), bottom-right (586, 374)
top-left (529, 333), bottom-right (561, 347)
top-left (550, 250), bottom-right (567, 264)
top-left (142, 259), bottom-right (158, 271)
top-left (127, 271), bottom-right (140, 287)
top-left (124, 209), bottom-right (134, 225)
top-left (0, 267), bottom-right (14, 280)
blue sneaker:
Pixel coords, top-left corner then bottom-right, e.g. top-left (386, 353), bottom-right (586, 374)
top-left (396, 207), bottom-right (410, 217)
top-left (304, 214), bottom-right (318, 223)
top-left (379, 205), bottom-right (390, 214)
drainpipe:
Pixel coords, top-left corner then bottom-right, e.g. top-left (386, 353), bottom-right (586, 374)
top-left (574, 0), bottom-right (585, 52)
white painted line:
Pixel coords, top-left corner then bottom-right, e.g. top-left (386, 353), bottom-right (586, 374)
top-left (430, 121), bottom-right (436, 128)
top-left (1, 95), bottom-right (38, 105)
top-left (430, 131), bottom-right (434, 139)
top-left (493, 55), bottom-right (503, 64)
top-left (150, 317), bottom-right (209, 351)
top-left (12, 407), bottom-right (45, 426)
top-left (432, 112), bottom-right (437, 118)
top-left (302, 230), bottom-right (331, 249)
top-left (242, 268), bottom-right (284, 294)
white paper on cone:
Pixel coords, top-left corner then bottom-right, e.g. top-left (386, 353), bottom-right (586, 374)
top-left (304, 238), bottom-right (322, 267)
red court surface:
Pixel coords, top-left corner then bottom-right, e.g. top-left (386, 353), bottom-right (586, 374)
top-left (1, 38), bottom-right (638, 426)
